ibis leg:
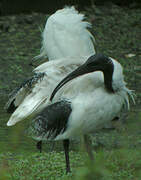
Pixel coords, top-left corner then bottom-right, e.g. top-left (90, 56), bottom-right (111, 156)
top-left (83, 135), bottom-right (94, 160)
top-left (36, 141), bottom-right (42, 153)
top-left (63, 139), bottom-right (71, 173)
top-left (50, 142), bottom-right (55, 151)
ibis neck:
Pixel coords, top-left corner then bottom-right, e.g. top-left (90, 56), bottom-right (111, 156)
top-left (103, 71), bottom-right (115, 93)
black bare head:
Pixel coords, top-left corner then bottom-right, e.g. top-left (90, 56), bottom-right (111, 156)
top-left (84, 54), bottom-right (113, 72)
top-left (50, 54), bottom-right (114, 101)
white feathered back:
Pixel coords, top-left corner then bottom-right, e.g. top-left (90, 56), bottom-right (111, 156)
top-left (36, 6), bottom-right (95, 60)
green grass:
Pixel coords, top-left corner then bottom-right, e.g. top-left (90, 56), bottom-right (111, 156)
top-left (0, 112), bottom-right (141, 180)
top-left (0, 148), bottom-right (141, 180)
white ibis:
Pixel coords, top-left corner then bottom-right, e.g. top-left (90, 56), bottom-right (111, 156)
top-left (28, 54), bottom-right (134, 173)
top-left (5, 6), bottom-right (95, 125)
top-left (5, 7), bottom-right (95, 152)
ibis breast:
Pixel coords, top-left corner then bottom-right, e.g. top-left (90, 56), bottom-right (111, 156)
top-left (55, 87), bottom-right (126, 140)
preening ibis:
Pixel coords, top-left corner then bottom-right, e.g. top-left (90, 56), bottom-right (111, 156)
top-left (28, 54), bottom-right (134, 173)
top-left (5, 7), bottom-right (95, 151)
top-left (5, 6), bottom-right (95, 126)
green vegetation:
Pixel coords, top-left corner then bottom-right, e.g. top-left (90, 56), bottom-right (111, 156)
top-left (0, 147), bottom-right (141, 180)
top-left (0, 3), bottom-right (141, 180)
top-left (0, 112), bottom-right (141, 179)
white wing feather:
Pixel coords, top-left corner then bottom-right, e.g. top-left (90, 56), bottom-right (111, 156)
top-left (6, 57), bottom-right (86, 126)
top-left (36, 6), bottom-right (95, 60)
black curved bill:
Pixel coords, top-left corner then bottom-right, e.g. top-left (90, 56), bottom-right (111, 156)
top-left (50, 63), bottom-right (95, 101)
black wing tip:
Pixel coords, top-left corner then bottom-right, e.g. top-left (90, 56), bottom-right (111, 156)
top-left (6, 99), bottom-right (17, 113)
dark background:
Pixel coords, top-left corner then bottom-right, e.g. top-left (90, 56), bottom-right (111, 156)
top-left (0, 0), bottom-right (141, 15)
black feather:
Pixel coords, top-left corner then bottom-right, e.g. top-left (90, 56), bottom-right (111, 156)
top-left (28, 100), bottom-right (72, 140)
top-left (6, 99), bottom-right (17, 113)
top-left (10, 72), bottom-right (45, 98)
top-left (5, 72), bottom-right (45, 112)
